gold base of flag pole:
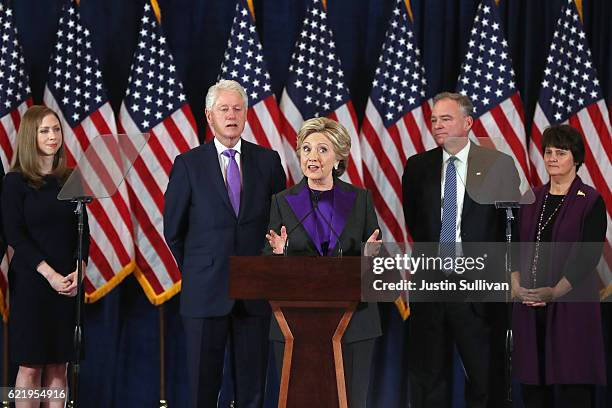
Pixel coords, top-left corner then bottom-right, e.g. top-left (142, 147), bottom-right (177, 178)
top-left (2, 321), bottom-right (8, 407)
top-left (159, 304), bottom-right (168, 408)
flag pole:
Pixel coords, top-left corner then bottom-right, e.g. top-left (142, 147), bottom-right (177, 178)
top-left (404, 0), bottom-right (413, 22)
top-left (246, 0), bottom-right (255, 20)
top-left (149, 3), bottom-right (166, 406)
top-left (151, 0), bottom-right (162, 24)
top-left (159, 304), bottom-right (167, 408)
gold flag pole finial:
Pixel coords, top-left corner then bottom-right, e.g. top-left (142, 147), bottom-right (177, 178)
top-left (246, 0), bottom-right (256, 21)
top-left (394, 297), bottom-right (411, 321)
top-left (575, 0), bottom-right (584, 23)
top-left (151, 0), bottom-right (162, 24)
top-left (404, 0), bottom-right (414, 22)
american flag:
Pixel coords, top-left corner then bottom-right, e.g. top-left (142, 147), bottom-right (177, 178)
top-left (456, 0), bottom-right (530, 193)
top-left (530, 0), bottom-right (612, 292)
top-left (361, 0), bottom-right (433, 244)
top-left (361, 0), bottom-right (432, 320)
top-left (44, 0), bottom-right (135, 301)
top-left (217, 0), bottom-right (290, 183)
top-left (279, 0), bottom-right (363, 186)
top-left (0, 0), bottom-right (31, 170)
top-left (0, 0), bottom-right (31, 319)
top-left (119, 2), bottom-right (199, 304)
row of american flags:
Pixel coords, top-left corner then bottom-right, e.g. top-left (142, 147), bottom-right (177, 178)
top-left (0, 0), bottom-right (610, 320)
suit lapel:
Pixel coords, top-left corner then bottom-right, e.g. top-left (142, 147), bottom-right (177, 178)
top-left (285, 180), bottom-right (319, 253)
top-left (328, 181), bottom-right (357, 254)
top-left (203, 141), bottom-right (234, 216)
top-left (429, 148), bottom-right (443, 240)
top-left (462, 145), bottom-right (486, 221)
top-left (238, 142), bottom-right (256, 220)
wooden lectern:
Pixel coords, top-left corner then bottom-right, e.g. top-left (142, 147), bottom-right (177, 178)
top-left (229, 256), bottom-right (361, 408)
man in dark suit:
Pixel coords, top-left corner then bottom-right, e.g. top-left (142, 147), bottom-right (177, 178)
top-left (164, 79), bottom-right (286, 408)
top-left (402, 92), bottom-right (519, 408)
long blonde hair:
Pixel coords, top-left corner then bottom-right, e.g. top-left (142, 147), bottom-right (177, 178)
top-left (11, 105), bottom-right (70, 188)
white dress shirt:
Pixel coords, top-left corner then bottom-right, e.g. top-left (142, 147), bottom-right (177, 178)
top-left (214, 137), bottom-right (243, 186)
top-left (441, 140), bottom-right (471, 243)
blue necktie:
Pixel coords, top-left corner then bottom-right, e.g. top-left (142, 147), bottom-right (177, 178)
top-left (440, 156), bottom-right (457, 272)
top-left (222, 149), bottom-right (241, 215)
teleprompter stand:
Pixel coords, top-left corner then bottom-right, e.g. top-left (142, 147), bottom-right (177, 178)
top-left (58, 133), bottom-right (149, 407)
top-left (457, 136), bottom-right (534, 405)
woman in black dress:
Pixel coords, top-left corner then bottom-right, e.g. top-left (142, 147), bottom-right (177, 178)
top-left (1, 105), bottom-right (88, 406)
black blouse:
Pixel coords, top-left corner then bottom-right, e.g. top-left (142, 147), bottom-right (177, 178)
top-left (533, 194), bottom-right (606, 287)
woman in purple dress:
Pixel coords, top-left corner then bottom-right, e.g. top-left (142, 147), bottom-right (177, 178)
top-left (511, 124), bottom-right (607, 407)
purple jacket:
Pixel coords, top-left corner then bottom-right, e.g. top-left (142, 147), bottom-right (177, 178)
top-left (512, 176), bottom-right (606, 385)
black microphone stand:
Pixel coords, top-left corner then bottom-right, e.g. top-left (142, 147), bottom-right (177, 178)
top-left (68, 196), bottom-right (92, 408)
top-left (495, 200), bottom-right (519, 405)
top-left (283, 189), bottom-right (344, 257)
top-left (310, 193), bottom-right (343, 258)
top-left (283, 198), bottom-right (318, 256)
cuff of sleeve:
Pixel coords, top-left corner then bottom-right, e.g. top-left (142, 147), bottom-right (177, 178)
top-left (31, 255), bottom-right (46, 272)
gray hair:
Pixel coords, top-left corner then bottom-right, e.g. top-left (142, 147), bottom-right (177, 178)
top-left (433, 92), bottom-right (473, 117)
top-left (205, 79), bottom-right (249, 110)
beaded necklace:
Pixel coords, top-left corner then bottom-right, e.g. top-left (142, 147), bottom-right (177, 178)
top-left (529, 192), bottom-right (566, 288)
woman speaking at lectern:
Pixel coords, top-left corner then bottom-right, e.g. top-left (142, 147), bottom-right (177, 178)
top-left (1, 105), bottom-right (89, 405)
top-left (264, 117), bottom-right (381, 407)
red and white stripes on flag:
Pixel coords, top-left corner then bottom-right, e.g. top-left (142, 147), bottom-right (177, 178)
top-left (0, 101), bottom-right (30, 171)
top-left (469, 94), bottom-right (529, 191)
top-left (279, 0), bottom-right (363, 187)
top-left (457, 0), bottom-right (530, 193)
top-left (217, 0), bottom-right (290, 183)
top-left (119, 2), bottom-right (199, 304)
top-left (278, 94), bottom-right (306, 185)
top-left (44, 1), bottom-right (135, 302)
top-left (360, 0), bottom-right (433, 243)
top-left (0, 0), bottom-right (30, 169)
top-left (46, 96), bottom-right (136, 301)
top-left (0, 0), bottom-right (32, 320)
top-left (530, 0), bottom-right (612, 293)
top-left (361, 101), bottom-right (434, 242)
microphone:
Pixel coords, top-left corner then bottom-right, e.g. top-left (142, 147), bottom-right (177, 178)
top-left (310, 190), bottom-right (344, 258)
top-left (282, 192), bottom-right (318, 256)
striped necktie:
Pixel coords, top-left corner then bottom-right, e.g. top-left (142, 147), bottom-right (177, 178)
top-left (440, 156), bottom-right (457, 273)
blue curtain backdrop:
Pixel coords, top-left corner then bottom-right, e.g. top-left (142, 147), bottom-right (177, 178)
top-left (1, 0), bottom-right (610, 406)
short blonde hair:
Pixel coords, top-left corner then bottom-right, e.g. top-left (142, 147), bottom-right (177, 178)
top-left (205, 79), bottom-right (248, 110)
top-left (11, 105), bottom-right (70, 189)
top-left (296, 117), bottom-right (350, 176)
